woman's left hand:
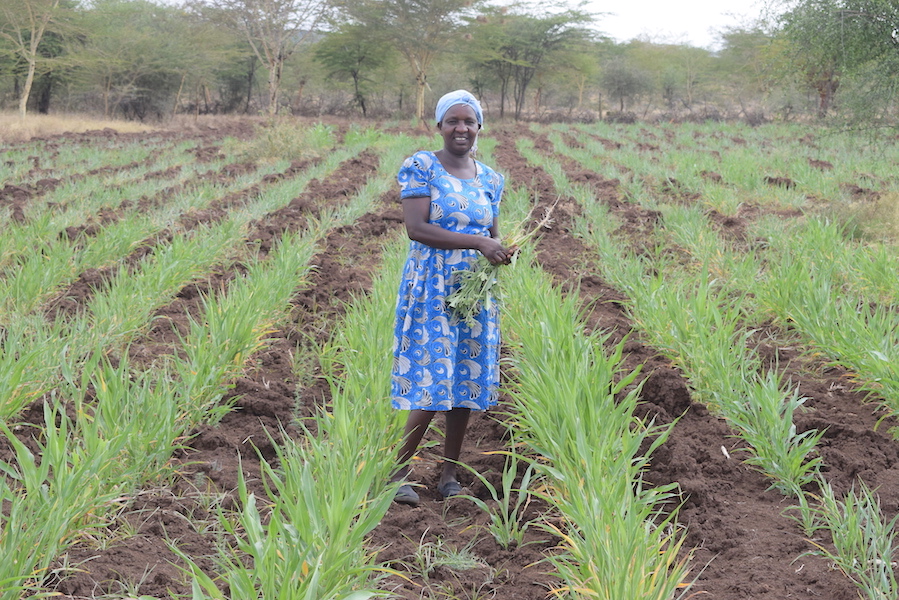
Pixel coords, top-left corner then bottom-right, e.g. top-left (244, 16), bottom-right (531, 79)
top-left (480, 237), bottom-right (511, 265)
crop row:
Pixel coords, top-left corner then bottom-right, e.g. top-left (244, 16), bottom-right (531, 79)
top-left (526, 125), bottom-right (899, 598)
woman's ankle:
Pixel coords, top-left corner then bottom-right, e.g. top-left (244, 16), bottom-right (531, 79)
top-left (390, 466), bottom-right (411, 483)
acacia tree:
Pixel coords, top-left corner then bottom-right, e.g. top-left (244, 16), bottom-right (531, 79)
top-left (66, 0), bottom-right (220, 119)
top-left (313, 24), bottom-right (391, 116)
top-left (333, 0), bottom-right (479, 122)
top-left (776, 0), bottom-right (899, 120)
top-left (549, 47), bottom-right (599, 114)
top-left (716, 27), bottom-right (782, 103)
top-left (627, 41), bottom-right (714, 111)
top-left (601, 56), bottom-right (651, 112)
top-left (466, 4), bottom-right (593, 119)
top-left (204, 0), bottom-right (331, 114)
top-left (0, 0), bottom-right (68, 117)
top-left (462, 6), bottom-right (515, 118)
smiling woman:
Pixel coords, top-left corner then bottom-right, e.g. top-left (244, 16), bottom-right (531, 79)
top-left (388, 89), bottom-right (512, 508)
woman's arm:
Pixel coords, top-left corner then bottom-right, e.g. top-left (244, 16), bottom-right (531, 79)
top-left (403, 196), bottom-right (509, 265)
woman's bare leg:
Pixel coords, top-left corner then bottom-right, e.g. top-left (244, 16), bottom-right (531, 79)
top-left (391, 410), bottom-right (435, 482)
top-left (440, 407), bottom-right (471, 488)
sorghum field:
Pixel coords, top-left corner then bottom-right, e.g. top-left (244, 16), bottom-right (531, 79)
top-left (1, 116), bottom-right (898, 600)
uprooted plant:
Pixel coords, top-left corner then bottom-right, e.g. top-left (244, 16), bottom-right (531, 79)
top-left (446, 196), bottom-right (559, 328)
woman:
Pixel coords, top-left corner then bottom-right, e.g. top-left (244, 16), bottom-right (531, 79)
top-left (390, 90), bottom-right (511, 507)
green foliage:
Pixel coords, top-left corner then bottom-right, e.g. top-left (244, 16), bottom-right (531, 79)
top-left (803, 480), bottom-right (899, 600)
top-left (777, 0), bottom-right (899, 123)
top-left (226, 119), bottom-right (336, 163)
top-left (456, 441), bottom-right (539, 550)
top-left (332, 0), bottom-right (482, 119)
top-left (601, 56), bottom-right (651, 113)
top-left (464, 5), bottom-right (594, 119)
top-left (0, 401), bottom-right (130, 599)
top-left (313, 25), bottom-right (394, 116)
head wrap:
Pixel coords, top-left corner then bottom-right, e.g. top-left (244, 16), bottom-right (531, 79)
top-left (435, 90), bottom-right (483, 126)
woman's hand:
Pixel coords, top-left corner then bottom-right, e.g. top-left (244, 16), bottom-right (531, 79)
top-left (479, 236), bottom-right (512, 265)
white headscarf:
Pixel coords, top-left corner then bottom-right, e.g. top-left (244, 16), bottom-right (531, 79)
top-left (435, 89), bottom-right (484, 126)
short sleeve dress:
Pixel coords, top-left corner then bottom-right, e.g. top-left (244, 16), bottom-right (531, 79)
top-left (392, 150), bottom-right (504, 411)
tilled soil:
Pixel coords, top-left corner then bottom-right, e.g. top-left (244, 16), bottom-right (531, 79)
top-left (1, 117), bottom-right (895, 600)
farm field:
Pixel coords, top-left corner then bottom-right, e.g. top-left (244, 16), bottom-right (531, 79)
top-left (1, 116), bottom-right (898, 600)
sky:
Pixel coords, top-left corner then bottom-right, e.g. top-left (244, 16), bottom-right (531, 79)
top-left (587, 0), bottom-right (768, 49)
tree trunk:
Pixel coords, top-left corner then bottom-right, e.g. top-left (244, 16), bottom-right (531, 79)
top-left (267, 58), bottom-right (283, 115)
top-left (103, 77), bottom-right (111, 118)
top-left (173, 73), bottom-right (186, 117)
top-left (245, 56), bottom-right (255, 114)
top-left (415, 70), bottom-right (427, 122)
top-left (37, 74), bottom-right (52, 114)
top-left (18, 59), bottom-right (37, 119)
top-left (815, 73), bottom-right (838, 118)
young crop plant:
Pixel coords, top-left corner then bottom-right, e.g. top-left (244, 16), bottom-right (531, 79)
top-left (456, 440), bottom-right (540, 550)
top-left (0, 154), bottom-right (304, 322)
top-left (569, 172), bottom-right (826, 501)
top-left (756, 221), bottom-right (899, 421)
top-left (173, 215), bottom-right (410, 600)
top-left (725, 372), bottom-right (825, 496)
top-left (802, 480), bottom-right (899, 600)
top-left (173, 442), bottom-right (395, 600)
top-left (0, 402), bottom-right (132, 599)
top-left (169, 229), bottom-right (318, 425)
top-left (0, 326), bottom-right (53, 420)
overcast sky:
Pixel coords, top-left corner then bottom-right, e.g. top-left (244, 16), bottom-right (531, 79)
top-left (587, 0), bottom-right (768, 49)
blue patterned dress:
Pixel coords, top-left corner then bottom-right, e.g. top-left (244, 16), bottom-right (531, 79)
top-left (391, 151), bottom-right (505, 411)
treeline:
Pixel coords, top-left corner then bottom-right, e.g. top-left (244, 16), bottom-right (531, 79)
top-left (1, 0), bottom-right (897, 125)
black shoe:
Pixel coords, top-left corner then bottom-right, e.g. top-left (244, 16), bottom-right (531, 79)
top-left (394, 484), bottom-right (420, 507)
top-left (437, 480), bottom-right (463, 499)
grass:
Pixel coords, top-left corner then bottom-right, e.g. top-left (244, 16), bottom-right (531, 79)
top-left (223, 118), bottom-right (337, 163)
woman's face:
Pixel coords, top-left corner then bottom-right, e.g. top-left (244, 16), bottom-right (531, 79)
top-left (437, 104), bottom-right (480, 156)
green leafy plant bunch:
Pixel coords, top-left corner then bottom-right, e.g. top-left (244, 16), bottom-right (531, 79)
top-left (446, 198), bottom-right (558, 328)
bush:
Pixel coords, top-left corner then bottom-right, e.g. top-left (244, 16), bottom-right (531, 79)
top-left (224, 117), bottom-right (336, 163)
top-left (604, 110), bottom-right (636, 124)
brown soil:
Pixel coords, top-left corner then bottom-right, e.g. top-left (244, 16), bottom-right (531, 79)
top-left (1, 118), bottom-right (895, 600)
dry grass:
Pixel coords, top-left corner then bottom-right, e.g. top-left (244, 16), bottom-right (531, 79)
top-left (851, 192), bottom-right (899, 242)
top-left (0, 112), bottom-right (157, 143)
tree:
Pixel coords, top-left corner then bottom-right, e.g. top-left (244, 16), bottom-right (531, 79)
top-left (66, 0), bottom-right (237, 119)
top-left (313, 24), bottom-right (391, 116)
top-left (465, 3), bottom-right (593, 119)
top-left (625, 40), bottom-right (715, 113)
top-left (203, 0), bottom-right (330, 115)
top-left (775, 0), bottom-right (899, 120)
top-left (601, 56), bottom-right (650, 112)
top-left (461, 6), bottom-right (515, 118)
top-left (549, 46), bottom-right (599, 114)
top-left (0, 0), bottom-right (69, 117)
top-left (334, 0), bottom-right (479, 122)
